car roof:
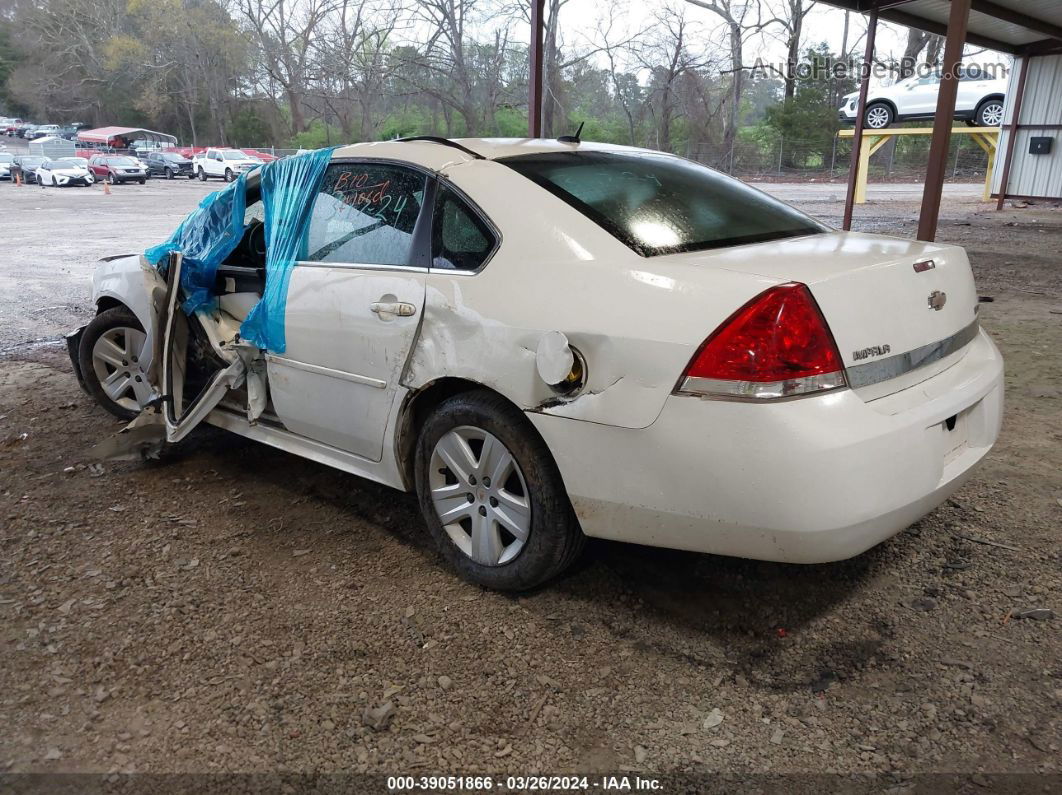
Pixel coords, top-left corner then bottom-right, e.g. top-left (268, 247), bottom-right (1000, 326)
top-left (330, 137), bottom-right (655, 170)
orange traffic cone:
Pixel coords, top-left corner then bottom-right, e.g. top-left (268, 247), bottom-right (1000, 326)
top-left (14, 171), bottom-right (21, 187)
top-left (102, 179), bottom-right (111, 196)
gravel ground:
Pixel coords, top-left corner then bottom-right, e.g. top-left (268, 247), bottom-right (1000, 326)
top-left (0, 145), bottom-right (1059, 788)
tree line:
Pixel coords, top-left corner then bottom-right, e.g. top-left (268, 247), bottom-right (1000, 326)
top-left (0, 0), bottom-right (949, 160)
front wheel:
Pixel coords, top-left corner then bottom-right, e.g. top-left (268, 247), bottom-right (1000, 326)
top-left (165, 168), bottom-right (175, 179)
top-left (105, 172), bottom-right (115, 185)
top-left (78, 307), bottom-right (152, 421)
top-left (138, 177), bottom-right (146, 184)
top-left (975, 98), bottom-right (1004, 127)
top-left (863, 102), bottom-right (894, 129)
top-left (415, 390), bottom-right (584, 591)
top-left (197, 168), bottom-right (207, 181)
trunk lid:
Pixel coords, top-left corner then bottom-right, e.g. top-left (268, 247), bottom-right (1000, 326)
top-left (673, 231), bottom-right (979, 399)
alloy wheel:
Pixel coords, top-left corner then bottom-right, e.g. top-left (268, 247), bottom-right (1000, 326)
top-left (865, 106), bottom-right (890, 129)
top-left (981, 102), bottom-right (1004, 127)
top-left (90, 326), bottom-right (151, 412)
top-left (428, 425), bottom-right (531, 567)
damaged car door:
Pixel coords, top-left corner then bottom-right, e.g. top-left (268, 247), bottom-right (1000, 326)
top-left (158, 251), bottom-right (257, 443)
top-left (265, 160), bottom-right (431, 461)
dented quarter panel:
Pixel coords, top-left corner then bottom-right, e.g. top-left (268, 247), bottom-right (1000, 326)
top-left (405, 159), bottom-right (781, 429)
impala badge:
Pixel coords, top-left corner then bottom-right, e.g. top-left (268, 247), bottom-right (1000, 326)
top-left (928, 290), bottom-right (947, 311)
top-left (853, 344), bottom-right (891, 361)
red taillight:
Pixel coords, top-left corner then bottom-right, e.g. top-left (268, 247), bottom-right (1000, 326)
top-left (678, 283), bottom-right (847, 400)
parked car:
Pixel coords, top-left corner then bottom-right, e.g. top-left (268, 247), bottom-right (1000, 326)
top-left (839, 68), bottom-right (1008, 129)
top-left (192, 147), bottom-right (262, 181)
top-left (35, 157), bottom-right (95, 187)
top-left (145, 151), bottom-right (195, 179)
top-left (3, 118), bottom-right (24, 135)
top-left (10, 155), bottom-right (46, 182)
top-left (27, 124), bottom-right (60, 140)
top-left (68, 138), bottom-right (1004, 591)
top-left (0, 152), bottom-right (13, 180)
top-left (58, 124), bottom-right (88, 140)
top-left (16, 123), bottom-right (38, 139)
top-left (88, 155), bottom-right (147, 185)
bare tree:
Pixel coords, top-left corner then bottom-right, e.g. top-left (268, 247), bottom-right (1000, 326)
top-left (638, 6), bottom-right (711, 153)
top-left (683, 0), bottom-right (780, 155)
top-left (240, 0), bottom-right (338, 135)
top-left (591, 7), bottom-right (644, 146)
top-left (310, 0), bottom-right (402, 141)
top-left (771, 0), bottom-right (812, 100)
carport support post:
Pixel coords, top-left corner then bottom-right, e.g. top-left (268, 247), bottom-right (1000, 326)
top-left (529, 0), bottom-right (545, 138)
top-left (842, 2), bottom-right (879, 232)
top-left (995, 55), bottom-right (1030, 210)
top-left (916, 0), bottom-right (972, 242)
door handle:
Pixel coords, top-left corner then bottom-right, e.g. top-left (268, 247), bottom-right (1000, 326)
top-left (370, 301), bottom-right (417, 317)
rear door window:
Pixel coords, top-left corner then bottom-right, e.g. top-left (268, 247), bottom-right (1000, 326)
top-left (304, 162), bottom-right (426, 266)
top-left (431, 186), bottom-right (496, 271)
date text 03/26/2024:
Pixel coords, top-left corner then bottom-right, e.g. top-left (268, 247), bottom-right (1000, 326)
top-left (386, 775), bottom-right (663, 791)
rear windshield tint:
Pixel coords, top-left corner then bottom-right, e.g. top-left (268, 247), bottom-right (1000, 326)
top-left (501, 151), bottom-right (826, 256)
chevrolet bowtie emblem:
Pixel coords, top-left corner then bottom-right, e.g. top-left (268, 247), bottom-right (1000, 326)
top-left (927, 290), bottom-right (947, 311)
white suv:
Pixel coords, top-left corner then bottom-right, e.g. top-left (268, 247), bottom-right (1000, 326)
top-left (839, 68), bottom-right (1007, 129)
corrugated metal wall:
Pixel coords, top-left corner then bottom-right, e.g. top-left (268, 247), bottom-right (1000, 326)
top-left (993, 53), bottom-right (1062, 199)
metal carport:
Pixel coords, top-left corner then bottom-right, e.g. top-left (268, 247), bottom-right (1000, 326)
top-left (793, 0), bottom-right (1062, 240)
top-left (76, 126), bottom-right (178, 148)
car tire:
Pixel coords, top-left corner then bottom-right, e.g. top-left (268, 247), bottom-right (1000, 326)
top-left (165, 168), bottom-right (175, 179)
top-left (863, 102), bottom-right (894, 129)
top-left (197, 168), bottom-right (207, 181)
top-left (224, 168), bottom-right (234, 182)
top-left (105, 172), bottom-right (115, 185)
top-left (415, 390), bottom-right (585, 591)
top-left (975, 98), bottom-right (1005, 127)
top-left (78, 307), bottom-right (149, 422)
top-left (138, 177), bottom-right (146, 184)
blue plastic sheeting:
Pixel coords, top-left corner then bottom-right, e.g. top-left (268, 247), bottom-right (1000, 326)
top-left (239, 147), bottom-right (335, 353)
top-left (144, 177), bottom-right (248, 314)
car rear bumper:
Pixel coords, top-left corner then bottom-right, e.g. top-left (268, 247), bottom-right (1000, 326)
top-left (528, 328), bottom-right (1004, 564)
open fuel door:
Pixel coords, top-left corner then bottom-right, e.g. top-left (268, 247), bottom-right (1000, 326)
top-left (159, 252), bottom-right (257, 443)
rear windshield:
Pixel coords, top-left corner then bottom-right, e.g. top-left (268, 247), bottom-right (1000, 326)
top-left (501, 151), bottom-right (826, 256)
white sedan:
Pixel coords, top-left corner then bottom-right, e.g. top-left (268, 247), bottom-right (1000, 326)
top-left (839, 68), bottom-right (1008, 129)
top-left (36, 157), bottom-right (95, 187)
top-left (68, 139), bottom-right (1004, 590)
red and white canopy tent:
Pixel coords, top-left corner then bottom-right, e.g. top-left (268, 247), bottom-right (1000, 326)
top-left (76, 126), bottom-right (177, 148)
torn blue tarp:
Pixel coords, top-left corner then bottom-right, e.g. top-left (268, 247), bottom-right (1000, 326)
top-left (144, 177), bottom-right (247, 314)
top-left (239, 147), bottom-right (334, 353)
top-left (143, 147), bottom-right (335, 353)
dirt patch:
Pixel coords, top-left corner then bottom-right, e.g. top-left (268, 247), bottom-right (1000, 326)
top-left (0, 190), bottom-right (1059, 780)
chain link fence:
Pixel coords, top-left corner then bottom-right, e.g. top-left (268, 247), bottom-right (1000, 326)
top-left (689, 132), bottom-right (993, 183)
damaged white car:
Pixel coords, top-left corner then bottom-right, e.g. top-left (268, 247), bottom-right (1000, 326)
top-left (68, 138), bottom-right (1004, 590)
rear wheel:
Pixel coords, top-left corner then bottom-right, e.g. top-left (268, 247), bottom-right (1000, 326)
top-left (78, 307), bottom-right (151, 421)
top-left (415, 390), bottom-right (584, 591)
top-left (975, 98), bottom-right (1004, 127)
top-left (863, 102), bottom-right (894, 129)
top-left (224, 168), bottom-right (234, 182)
